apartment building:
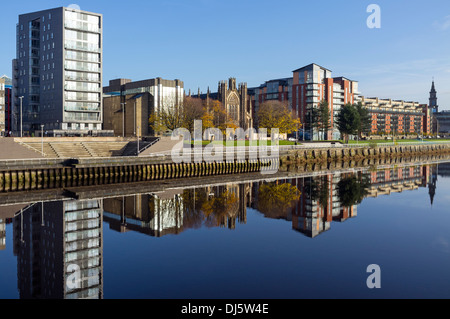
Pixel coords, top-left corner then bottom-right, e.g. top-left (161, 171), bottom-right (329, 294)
top-left (0, 78), bottom-right (5, 136)
top-left (360, 96), bottom-right (424, 136)
top-left (12, 7), bottom-right (106, 137)
top-left (248, 63), bottom-right (360, 140)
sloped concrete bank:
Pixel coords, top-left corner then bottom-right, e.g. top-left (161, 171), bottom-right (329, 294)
top-left (280, 143), bottom-right (450, 165)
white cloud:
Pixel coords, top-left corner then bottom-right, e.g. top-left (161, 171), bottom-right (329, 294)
top-left (433, 15), bottom-right (450, 31)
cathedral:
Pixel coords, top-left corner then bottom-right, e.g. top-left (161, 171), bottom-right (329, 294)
top-left (193, 78), bottom-right (253, 132)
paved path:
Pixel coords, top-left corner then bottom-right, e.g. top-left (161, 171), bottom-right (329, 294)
top-left (139, 137), bottom-right (182, 156)
top-left (0, 138), bottom-right (45, 160)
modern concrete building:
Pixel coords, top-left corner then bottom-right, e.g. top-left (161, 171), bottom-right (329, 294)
top-left (12, 7), bottom-right (107, 137)
top-left (103, 78), bottom-right (184, 137)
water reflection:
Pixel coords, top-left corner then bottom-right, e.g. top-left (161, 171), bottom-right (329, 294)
top-left (0, 161), bottom-right (446, 299)
top-left (9, 200), bottom-right (103, 299)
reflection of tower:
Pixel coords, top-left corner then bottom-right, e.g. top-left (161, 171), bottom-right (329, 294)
top-left (291, 173), bottom-right (358, 238)
top-left (13, 200), bottom-right (103, 299)
top-left (291, 175), bottom-right (332, 238)
top-left (0, 218), bottom-right (5, 250)
top-left (428, 165), bottom-right (438, 206)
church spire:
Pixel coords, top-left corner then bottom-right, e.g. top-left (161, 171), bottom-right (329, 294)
top-left (431, 79), bottom-right (436, 93)
top-left (429, 79), bottom-right (438, 112)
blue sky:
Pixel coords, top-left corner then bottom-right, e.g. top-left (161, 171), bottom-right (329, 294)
top-left (1, 0), bottom-right (449, 109)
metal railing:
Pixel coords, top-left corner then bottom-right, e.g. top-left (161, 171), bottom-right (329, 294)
top-left (136, 137), bottom-right (161, 156)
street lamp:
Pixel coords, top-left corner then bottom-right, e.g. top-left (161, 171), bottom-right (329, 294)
top-left (41, 124), bottom-right (44, 155)
top-left (19, 96), bottom-right (24, 137)
top-left (137, 125), bottom-right (140, 156)
top-left (134, 100), bottom-right (136, 137)
top-left (120, 102), bottom-right (126, 137)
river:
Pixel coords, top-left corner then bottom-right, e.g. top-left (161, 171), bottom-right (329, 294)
top-left (1, 160), bottom-right (450, 299)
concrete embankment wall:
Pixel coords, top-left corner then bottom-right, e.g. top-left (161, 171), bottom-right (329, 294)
top-left (279, 143), bottom-right (450, 165)
top-left (0, 143), bottom-right (449, 193)
top-left (0, 156), bottom-right (278, 193)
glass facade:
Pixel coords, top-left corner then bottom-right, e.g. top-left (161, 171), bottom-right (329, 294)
top-left (63, 8), bottom-right (102, 128)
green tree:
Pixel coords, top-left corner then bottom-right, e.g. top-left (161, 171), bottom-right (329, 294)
top-left (317, 100), bottom-right (331, 140)
top-left (336, 103), bottom-right (360, 143)
top-left (355, 102), bottom-right (371, 139)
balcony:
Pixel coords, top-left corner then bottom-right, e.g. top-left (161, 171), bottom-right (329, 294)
top-left (64, 23), bottom-right (101, 34)
top-left (64, 43), bottom-right (100, 53)
top-left (65, 75), bottom-right (100, 83)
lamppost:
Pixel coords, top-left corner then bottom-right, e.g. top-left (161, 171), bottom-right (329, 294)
top-left (134, 100), bottom-right (136, 137)
top-left (137, 125), bottom-right (140, 156)
top-left (19, 96), bottom-right (24, 137)
top-left (120, 102), bottom-right (126, 137)
top-left (41, 124), bottom-right (44, 155)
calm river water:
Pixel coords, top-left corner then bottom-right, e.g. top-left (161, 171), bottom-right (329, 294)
top-left (1, 161), bottom-right (450, 299)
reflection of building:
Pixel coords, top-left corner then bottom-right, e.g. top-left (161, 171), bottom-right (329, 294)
top-left (103, 183), bottom-right (252, 237)
top-left (428, 165), bottom-right (438, 206)
top-left (438, 163), bottom-right (450, 177)
top-left (103, 78), bottom-right (184, 136)
top-left (13, 200), bottom-right (103, 299)
top-left (290, 173), bottom-right (357, 238)
top-left (103, 192), bottom-right (184, 237)
top-left (366, 165), bottom-right (424, 198)
top-left (0, 218), bottom-right (5, 250)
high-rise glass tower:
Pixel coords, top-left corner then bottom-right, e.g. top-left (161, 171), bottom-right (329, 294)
top-left (12, 7), bottom-right (104, 137)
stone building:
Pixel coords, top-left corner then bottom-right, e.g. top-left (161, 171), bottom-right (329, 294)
top-left (194, 78), bottom-right (253, 132)
top-left (103, 77), bottom-right (184, 137)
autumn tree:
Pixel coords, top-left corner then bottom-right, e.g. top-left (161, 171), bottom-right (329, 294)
top-left (149, 95), bottom-right (206, 135)
top-left (183, 96), bottom-right (206, 133)
top-left (202, 100), bottom-right (238, 137)
top-left (257, 100), bottom-right (301, 135)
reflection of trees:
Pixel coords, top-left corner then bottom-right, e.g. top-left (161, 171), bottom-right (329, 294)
top-left (182, 188), bottom-right (208, 229)
top-left (202, 190), bottom-right (239, 227)
top-left (181, 187), bottom-right (239, 228)
top-left (337, 174), bottom-right (370, 207)
top-left (256, 182), bottom-right (301, 219)
top-left (306, 176), bottom-right (329, 211)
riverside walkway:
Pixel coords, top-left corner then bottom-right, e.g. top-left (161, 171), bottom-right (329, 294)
top-left (1, 136), bottom-right (450, 195)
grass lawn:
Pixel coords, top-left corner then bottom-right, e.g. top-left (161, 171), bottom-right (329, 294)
top-left (346, 138), bottom-right (450, 145)
top-left (188, 140), bottom-right (297, 147)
